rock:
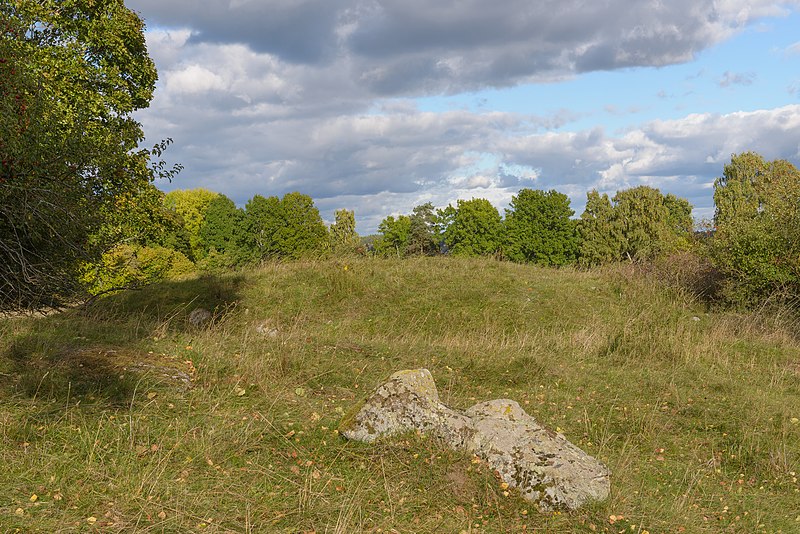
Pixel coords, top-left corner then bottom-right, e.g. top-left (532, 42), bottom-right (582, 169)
top-left (256, 321), bottom-right (279, 337)
top-left (188, 308), bottom-right (212, 328)
top-left (339, 368), bottom-right (610, 511)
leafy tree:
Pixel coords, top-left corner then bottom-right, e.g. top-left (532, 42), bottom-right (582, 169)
top-left (197, 194), bottom-right (245, 262)
top-left (578, 187), bottom-right (694, 265)
top-left (375, 215), bottom-right (412, 257)
top-left (0, 0), bottom-right (173, 310)
top-left (164, 188), bottom-right (220, 259)
top-left (578, 190), bottom-right (622, 266)
top-left (274, 192), bottom-right (328, 259)
top-left (329, 209), bottom-right (360, 255)
top-left (443, 198), bottom-right (504, 256)
top-left (243, 194), bottom-right (284, 261)
top-left (712, 152), bottom-right (800, 305)
top-left (504, 189), bottom-right (578, 266)
top-left (613, 186), bottom-right (677, 261)
top-left (408, 202), bottom-right (440, 255)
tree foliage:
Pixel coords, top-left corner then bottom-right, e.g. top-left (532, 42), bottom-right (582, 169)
top-left (504, 189), bottom-right (578, 265)
top-left (0, 0), bottom-right (173, 310)
top-left (164, 188), bottom-right (220, 259)
top-left (578, 186), bottom-right (693, 265)
top-left (712, 152), bottom-right (800, 305)
top-left (274, 192), bottom-right (328, 259)
top-left (443, 198), bottom-right (503, 257)
top-left (408, 202), bottom-right (440, 255)
top-left (242, 194), bottom-right (284, 261)
top-left (375, 215), bottom-right (412, 257)
top-left (329, 209), bottom-right (360, 255)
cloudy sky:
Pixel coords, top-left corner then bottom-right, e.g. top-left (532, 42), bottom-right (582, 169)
top-left (126, 0), bottom-right (800, 233)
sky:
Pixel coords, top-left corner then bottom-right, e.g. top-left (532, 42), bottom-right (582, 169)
top-left (125, 0), bottom-right (800, 234)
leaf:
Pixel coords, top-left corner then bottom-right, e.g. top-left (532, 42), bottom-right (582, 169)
top-left (295, 387), bottom-right (306, 397)
top-left (29, 493), bottom-right (38, 502)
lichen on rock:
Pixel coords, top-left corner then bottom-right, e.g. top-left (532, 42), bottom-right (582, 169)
top-left (340, 368), bottom-right (610, 512)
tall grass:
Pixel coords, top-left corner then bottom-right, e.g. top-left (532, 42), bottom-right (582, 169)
top-left (1, 257), bottom-right (798, 532)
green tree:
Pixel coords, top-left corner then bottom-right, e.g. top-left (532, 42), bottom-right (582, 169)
top-left (578, 190), bottom-right (622, 266)
top-left (197, 195), bottom-right (245, 263)
top-left (443, 198), bottom-right (504, 256)
top-left (712, 153), bottom-right (800, 304)
top-left (243, 194), bottom-right (284, 261)
top-left (374, 215), bottom-right (412, 257)
top-left (164, 188), bottom-right (221, 259)
top-left (274, 192), bottom-right (328, 258)
top-left (329, 209), bottom-right (360, 255)
top-left (612, 186), bottom-right (693, 261)
top-left (0, 0), bottom-right (170, 310)
top-left (408, 202), bottom-right (439, 255)
top-left (504, 189), bottom-right (578, 265)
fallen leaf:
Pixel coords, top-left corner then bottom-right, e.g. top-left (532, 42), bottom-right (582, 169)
top-left (158, 511), bottom-right (166, 519)
top-left (14, 508), bottom-right (24, 516)
top-left (30, 494), bottom-right (38, 502)
top-left (295, 387), bottom-right (306, 397)
top-left (147, 392), bottom-right (157, 400)
top-left (87, 516), bottom-right (97, 524)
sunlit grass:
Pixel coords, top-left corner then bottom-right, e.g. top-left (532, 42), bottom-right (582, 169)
top-left (1, 257), bottom-right (798, 532)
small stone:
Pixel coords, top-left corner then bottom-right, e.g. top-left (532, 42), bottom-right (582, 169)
top-left (188, 308), bottom-right (212, 328)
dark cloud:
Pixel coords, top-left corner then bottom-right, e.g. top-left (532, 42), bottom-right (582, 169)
top-left (129, 0), bottom-right (799, 95)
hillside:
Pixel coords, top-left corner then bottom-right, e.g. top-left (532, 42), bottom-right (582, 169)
top-left (1, 257), bottom-right (798, 532)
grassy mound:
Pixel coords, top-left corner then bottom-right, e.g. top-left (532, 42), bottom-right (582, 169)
top-left (1, 257), bottom-right (798, 532)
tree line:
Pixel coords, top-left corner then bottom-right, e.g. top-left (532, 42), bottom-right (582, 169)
top-left (2, 2), bottom-right (797, 311)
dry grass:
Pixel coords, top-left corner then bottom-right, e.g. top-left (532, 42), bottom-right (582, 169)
top-left (1, 256), bottom-right (798, 532)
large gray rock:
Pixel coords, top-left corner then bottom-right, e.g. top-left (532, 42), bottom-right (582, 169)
top-left (339, 369), bottom-right (610, 511)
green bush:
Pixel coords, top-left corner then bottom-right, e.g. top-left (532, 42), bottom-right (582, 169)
top-left (712, 153), bottom-right (800, 306)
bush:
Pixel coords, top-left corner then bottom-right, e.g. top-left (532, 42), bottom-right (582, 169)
top-left (81, 245), bottom-right (195, 295)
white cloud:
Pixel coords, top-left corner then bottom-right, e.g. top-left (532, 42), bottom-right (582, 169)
top-left (165, 65), bottom-right (228, 94)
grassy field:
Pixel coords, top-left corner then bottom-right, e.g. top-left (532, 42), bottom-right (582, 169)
top-left (1, 257), bottom-right (798, 533)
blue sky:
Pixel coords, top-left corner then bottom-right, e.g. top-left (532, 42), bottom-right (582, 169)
top-left (126, 0), bottom-right (800, 233)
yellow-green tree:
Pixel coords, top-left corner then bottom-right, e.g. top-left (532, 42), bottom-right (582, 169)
top-left (164, 188), bottom-right (220, 259)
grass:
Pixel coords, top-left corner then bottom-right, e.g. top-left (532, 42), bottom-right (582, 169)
top-left (1, 256), bottom-right (798, 532)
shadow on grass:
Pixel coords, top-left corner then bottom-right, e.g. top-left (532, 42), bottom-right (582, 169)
top-left (0, 273), bottom-right (245, 406)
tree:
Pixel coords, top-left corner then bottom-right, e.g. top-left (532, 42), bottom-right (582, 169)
top-left (408, 202), bottom-right (440, 255)
top-left (504, 189), bottom-right (578, 266)
top-left (577, 190), bottom-right (622, 266)
top-left (164, 188), bottom-right (221, 259)
top-left (197, 194), bottom-right (245, 263)
top-left (274, 192), bottom-right (328, 258)
top-left (712, 152), bottom-right (800, 305)
top-left (329, 209), bottom-right (360, 255)
top-left (0, 0), bottom-right (172, 310)
top-left (443, 198), bottom-right (504, 257)
top-left (374, 215), bottom-right (412, 257)
top-left (613, 186), bottom-right (676, 261)
top-left (243, 194), bottom-right (284, 261)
